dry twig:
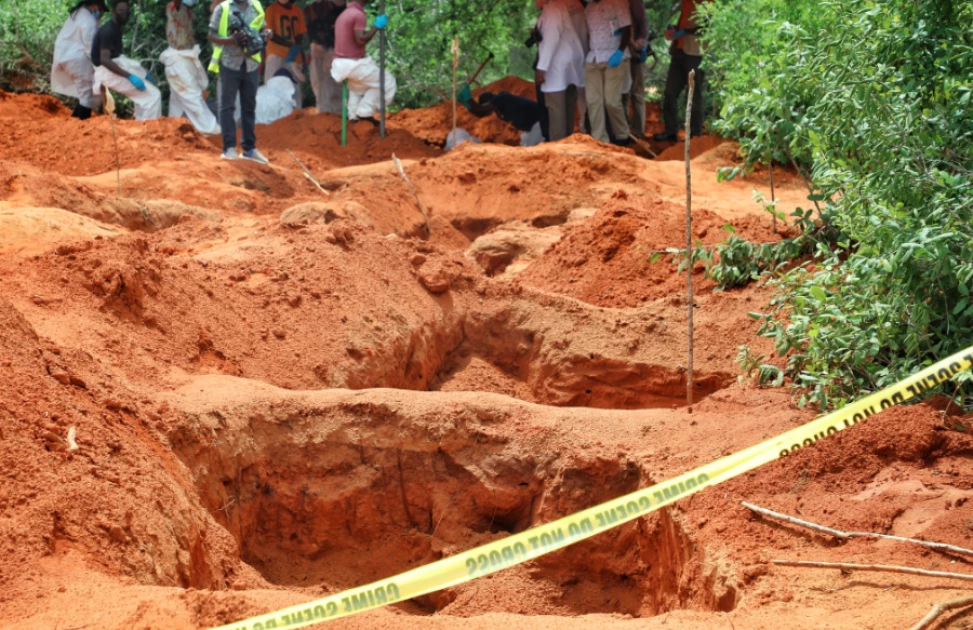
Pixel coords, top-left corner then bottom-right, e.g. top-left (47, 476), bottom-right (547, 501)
top-left (744, 502), bottom-right (973, 557)
top-left (909, 595), bottom-right (973, 630)
top-left (286, 150), bottom-right (330, 197)
top-left (391, 153), bottom-right (430, 235)
top-left (773, 560), bottom-right (973, 583)
top-left (104, 90), bottom-right (122, 196)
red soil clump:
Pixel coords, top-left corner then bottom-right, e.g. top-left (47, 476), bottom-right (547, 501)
top-left (519, 194), bottom-right (782, 309)
top-left (655, 134), bottom-right (729, 161)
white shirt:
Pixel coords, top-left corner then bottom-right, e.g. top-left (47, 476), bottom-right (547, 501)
top-left (536, 0), bottom-right (588, 93)
top-left (54, 8), bottom-right (98, 65)
top-left (584, 0), bottom-right (631, 64)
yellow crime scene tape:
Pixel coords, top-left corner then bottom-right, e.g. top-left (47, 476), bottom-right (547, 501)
top-left (210, 345), bottom-right (973, 630)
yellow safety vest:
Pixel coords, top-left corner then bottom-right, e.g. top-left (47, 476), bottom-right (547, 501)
top-left (208, 0), bottom-right (266, 74)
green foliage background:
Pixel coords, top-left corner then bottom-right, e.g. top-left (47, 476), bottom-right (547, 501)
top-left (703, 0), bottom-right (973, 409)
top-left (0, 0), bottom-right (683, 109)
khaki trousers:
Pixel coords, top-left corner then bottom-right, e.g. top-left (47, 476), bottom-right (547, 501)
top-left (545, 84), bottom-right (578, 141)
top-left (584, 60), bottom-right (629, 144)
top-left (625, 59), bottom-right (646, 138)
top-left (309, 44), bottom-right (342, 114)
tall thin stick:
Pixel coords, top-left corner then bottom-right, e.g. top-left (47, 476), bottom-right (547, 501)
top-left (743, 502), bottom-right (973, 557)
top-left (451, 38), bottom-right (459, 143)
top-left (773, 560), bottom-right (973, 582)
top-left (392, 153), bottom-right (430, 236)
top-left (910, 596), bottom-right (973, 630)
top-left (769, 162), bottom-right (777, 235)
top-left (104, 88), bottom-right (121, 196)
top-left (379, 0), bottom-right (386, 139)
top-left (685, 69), bottom-right (696, 406)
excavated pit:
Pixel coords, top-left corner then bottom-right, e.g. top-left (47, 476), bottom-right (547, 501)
top-left (168, 395), bottom-right (738, 617)
top-left (431, 299), bottom-right (734, 409)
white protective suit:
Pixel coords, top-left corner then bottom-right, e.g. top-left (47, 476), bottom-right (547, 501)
top-left (235, 75), bottom-right (295, 126)
top-left (93, 55), bottom-right (163, 120)
top-left (330, 56), bottom-right (396, 120)
top-left (159, 45), bottom-right (220, 135)
top-left (51, 8), bottom-right (102, 109)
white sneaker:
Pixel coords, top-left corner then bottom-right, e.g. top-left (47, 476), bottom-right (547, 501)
top-left (221, 149), bottom-right (239, 160)
top-left (242, 148), bottom-right (269, 165)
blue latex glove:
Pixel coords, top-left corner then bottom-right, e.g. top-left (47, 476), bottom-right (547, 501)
top-left (637, 46), bottom-right (649, 64)
top-left (374, 13), bottom-right (388, 29)
top-left (285, 43), bottom-right (301, 63)
top-left (128, 74), bottom-right (146, 91)
top-left (608, 50), bottom-right (624, 68)
top-left (145, 72), bottom-right (157, 85)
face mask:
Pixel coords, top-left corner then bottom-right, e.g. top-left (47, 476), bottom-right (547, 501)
top-left (116, 11), bottom-right (130, 26)
top-left (90, 9), bottom-right (100, 18)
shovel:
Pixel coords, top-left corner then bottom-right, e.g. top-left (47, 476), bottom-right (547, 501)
top-left (458, 52), bottom-right (494, 110)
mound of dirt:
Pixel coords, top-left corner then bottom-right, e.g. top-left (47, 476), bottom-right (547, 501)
top-left (0, 205), bottom-right (121, 255)
top-left (655, 134), bottom-right (729, 161)
top-left (0, 107), bottom-right (212, 177)
top-left (519, 195), bottom-right (780, 309)
top-left (0, 90), bottom-right (68, 118)
top-left (256, 108), bottom-right (441, 169)
top-left (391, 76), bottom-right (536, 146)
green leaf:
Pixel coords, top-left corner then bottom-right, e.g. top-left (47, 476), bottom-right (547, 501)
top-left (810, 286), bottom-right (827, 302)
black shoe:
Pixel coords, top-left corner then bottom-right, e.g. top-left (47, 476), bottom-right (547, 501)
top-left (652, 132), bottom-right (677, 142)
top-left (611, 136), bottom-right (632, 147)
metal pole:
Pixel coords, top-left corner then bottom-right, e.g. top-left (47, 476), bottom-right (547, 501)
top-left (379, 0), bottom-right (386, 139)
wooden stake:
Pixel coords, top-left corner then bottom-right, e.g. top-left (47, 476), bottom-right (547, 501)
top-left (392, 153), bottom-right (430, 236)
top-left (910, 595), bottom-right (973, 630)
top-left (451, 38), bottom-right (459, 145)
top-left (685, 69), bottom-right (695, 406)
top-left (773, 560), bottom-right (973, 583)
top-left (104, 89), bottom-right (121, 197)
top-left (743, 502), bottom-right (973, 557)
top-left (769, 162), bottom-right (777, 235)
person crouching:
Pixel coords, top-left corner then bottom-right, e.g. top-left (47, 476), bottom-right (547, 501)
top-left (330, 0), bottom-right (394, 122)
top-left (92, 0), bottom-right (162, 120)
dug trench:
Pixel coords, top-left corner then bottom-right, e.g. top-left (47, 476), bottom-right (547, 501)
top-left (165, 381), bottom-right (739, 619)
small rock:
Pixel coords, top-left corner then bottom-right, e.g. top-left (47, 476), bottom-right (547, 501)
top-left (418, 262), bottom-right (451, 294)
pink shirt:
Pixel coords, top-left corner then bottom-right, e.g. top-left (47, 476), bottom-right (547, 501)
top-left (334, 2), bottom-right (366, 59)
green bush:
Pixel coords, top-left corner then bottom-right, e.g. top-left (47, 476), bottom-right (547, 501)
top-left (707, 0), bottom-right (973, 409)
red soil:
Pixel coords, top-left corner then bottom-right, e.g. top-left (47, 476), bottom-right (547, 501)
top-left (1, 84), bottom-right (969, 630)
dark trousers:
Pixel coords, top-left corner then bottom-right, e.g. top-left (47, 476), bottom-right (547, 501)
top-left (219, 63), bottom-right (259, 153)
top-left (663, 48), bottom-right (704, 136)
top-left (71, 104), bottom-right (92, 120)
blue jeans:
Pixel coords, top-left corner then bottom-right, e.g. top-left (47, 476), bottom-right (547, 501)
top-left (219, 63), bottom-right (258, 153)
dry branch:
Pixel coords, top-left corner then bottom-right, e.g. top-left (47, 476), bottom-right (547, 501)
top-left (909, 595), bottom-right (973, 630)
top-left (743, 502), bottom-right (973, 557)
top-left (773, 560), bottom-right (973, 583)
top-left (391, 153), bottom-right (430, 235)
top-left (104, 89), bottom-right (122, 197)
top-left (286, 150), bottom-right (331, 197)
